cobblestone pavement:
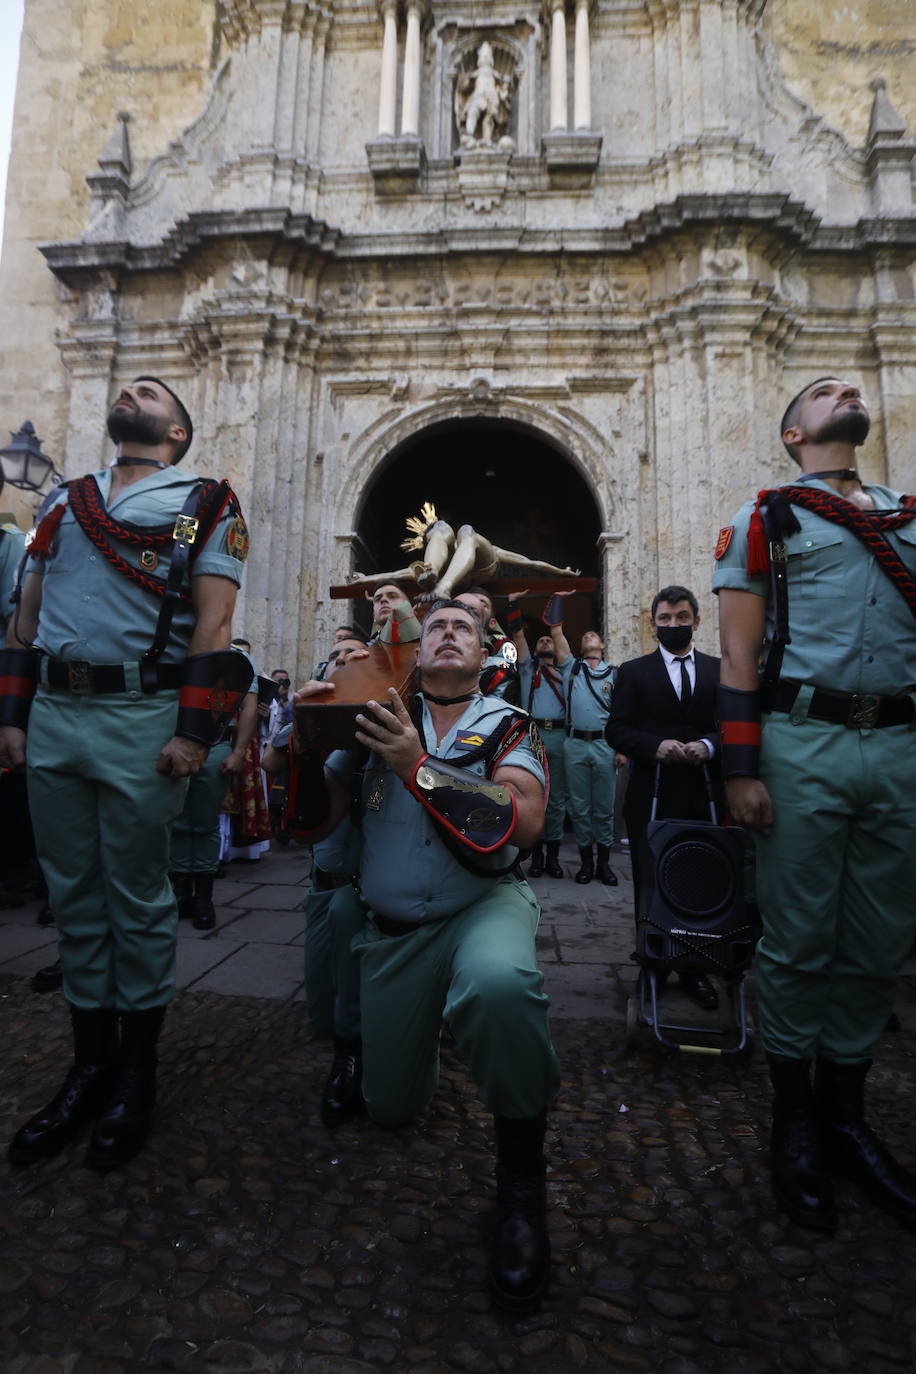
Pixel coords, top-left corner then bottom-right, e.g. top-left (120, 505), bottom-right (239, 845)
top-left (2, 846), bottom-right (916, 1372)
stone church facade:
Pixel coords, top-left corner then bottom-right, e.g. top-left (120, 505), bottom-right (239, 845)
top-left (0, 0), bottom-right (914, 674)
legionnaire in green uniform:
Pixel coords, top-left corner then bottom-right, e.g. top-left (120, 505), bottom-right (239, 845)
top-left (455, 586), bottom-right (520, 701)
top-left (0, 378), bottom-right (250, 1170)
top-left (0, 485), bottom-right (29, 905)
top-left (715, 375), bottom-right (916, 1233)
top-left (169, 645), bottom-right (258, 929)
top-left (505, 591), bottom-right (573, 878)
top-left (292, 600), bottom-right (559, 1312)
top-left (552, 609), bottom-right (618, 886)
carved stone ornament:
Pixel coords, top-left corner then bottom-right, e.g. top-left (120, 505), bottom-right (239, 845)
top-left (454, 41), bottom-right (516, 152)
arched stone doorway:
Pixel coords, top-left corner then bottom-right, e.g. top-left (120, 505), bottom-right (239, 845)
top-left (352, 418), bottom-right (604, 650)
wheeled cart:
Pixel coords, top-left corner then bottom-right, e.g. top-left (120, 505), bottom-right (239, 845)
top-left (623, 764), bottom-right (760, 1056)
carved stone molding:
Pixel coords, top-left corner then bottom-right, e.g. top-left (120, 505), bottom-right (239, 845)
top-left (455, 147), bottom-right (513, 212)
top-left (542, 130), bottom-right (602, 188)
top-left (365, 136), bottom-right (426, 193)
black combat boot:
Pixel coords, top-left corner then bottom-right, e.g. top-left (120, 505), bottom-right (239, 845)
top-left (170, 872), bottom-right (194, 922)
top-left (527, 843), bottom-right (545, 879)
top-left (595, 844), bottom-right (618, 886)
top-left (85, 1006), bottom-right (165, 1170)
top-left (191, 872), bottom-right (216, 931)
top-left (574, 846), bottom-right (593, 884)
top-left (544, 841), bottom-right (563, 878)
top-left (489, 1113), bottom-right (550, 1313)
top-left (767, 1053), bottom-right (836, 1231)
top-left (320, 1038), bottom-right (364, 1127)
top-left (8, 1005), bottom-right (118, 1165)
top-left (816, 1057), bottom-right (916, 1229)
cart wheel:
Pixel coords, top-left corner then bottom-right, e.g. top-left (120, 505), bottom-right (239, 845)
top-left (625, 996), bottom-right (640, 1053)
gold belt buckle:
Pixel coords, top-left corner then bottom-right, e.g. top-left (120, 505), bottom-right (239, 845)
top-left (847, 693), bottom-right (880, 729)
top-left (542, 720), bottom-right (553, 731)
top-left (68, 661), bottom-right (93, 695)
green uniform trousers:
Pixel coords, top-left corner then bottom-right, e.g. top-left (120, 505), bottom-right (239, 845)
top-left (351, 876), bottom-right (560, 1127)
top-left (563, 735), bottom-right (616, 847)
top-left (170, 739), bottom-right (231, 874)
top-left (27, 688), bottom-right (189, 1011)
top-left (755, 713), bottom-right (916, 1062)
top-left (539, 726), bottom-right (568, 843)
top-left (302, 881), bottom-right (366, 1041)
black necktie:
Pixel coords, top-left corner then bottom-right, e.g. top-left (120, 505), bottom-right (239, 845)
top-left (679, 656), bottom-right (692, 705)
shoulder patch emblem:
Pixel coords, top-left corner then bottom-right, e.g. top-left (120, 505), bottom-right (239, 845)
top-left (227, 515), bottom-right (250, 562)
top-left (714, 526), bottom-right (734, 560)
top-left (501, 641), bottom-right (518, 664)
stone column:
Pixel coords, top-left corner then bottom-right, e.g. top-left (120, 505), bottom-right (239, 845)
top-left (573, 0), bottom-right (591, 130)
top-left (377, 1), bottom-right (399, 137)
top-left (549, 0), bottom-right (568, 131)
top-left (401, 1), bottom-right (422, 136)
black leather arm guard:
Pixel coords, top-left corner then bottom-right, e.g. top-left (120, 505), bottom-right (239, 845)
top-left (285, 746), bottom-right (331, 840)
top-left (0, 647), bottom-right (40, 730)
top-left (176, 650), bottom-right (255, 746)
top-left (542, 594), bottom-right (565, 628)
top-left (718, 683), bottom-right (763, 779)
top-left (504, 601), bottom-right (524, 636)
top-left (406, 753), bottom-right (518, 853)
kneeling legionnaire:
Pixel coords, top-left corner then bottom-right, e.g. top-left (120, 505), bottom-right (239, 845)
top-left (0, 378), bottom-right (250, 1171)
top-left (716, 375), bottom-right (916, 1232)
top-left (291, 599), bottom-right (559, 1312)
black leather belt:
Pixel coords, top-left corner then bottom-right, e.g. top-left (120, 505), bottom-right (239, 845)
top-left (531, 716), bottom-right (564, 731)
top-left (45, 658), bottom-right (184, 695)
top-left (569, 728), bottom-right (604, 741)
top-left (313, 867), bottom-right (354, 892)
top-left (764, 678), bottom-right (915, 729)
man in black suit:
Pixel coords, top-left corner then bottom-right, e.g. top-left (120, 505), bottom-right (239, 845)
top-left (605, 585), bottom-right (721, 1010)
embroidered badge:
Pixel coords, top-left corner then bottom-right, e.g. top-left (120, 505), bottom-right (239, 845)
top-left (501, 641), bottom-right (518, 664)
top-left (139, 548), bottom-right (159, 571)
top-left (715, 526), bottom-right (734, 560)
top-left (455, 733), bottom-right (486, 750)
top-left (227, 515), bottom-right (250, 562)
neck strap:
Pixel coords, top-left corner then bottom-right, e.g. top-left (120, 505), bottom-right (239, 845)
top-left (422, 689), bottom-right (477, 706)
top-left (798, 468), bottom-right (859, 483)
top-left (115, 456), bottom-right (167, 469)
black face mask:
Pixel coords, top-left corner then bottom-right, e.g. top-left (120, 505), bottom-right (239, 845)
top-left (656, 624), bottom-right (693, 653)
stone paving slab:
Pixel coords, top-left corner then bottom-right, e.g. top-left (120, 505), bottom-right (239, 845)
top-left (188, 942), bottom-right (305, 1000)
top-left (219, 911), bottom-right (308, 944)
top-left (175, 936), bottom-right (247, 990)
top-left (2, 979), bottom-right (916, 1373)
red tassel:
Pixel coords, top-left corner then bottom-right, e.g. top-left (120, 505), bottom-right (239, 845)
top-left (746, 494), bottom-right (769, 576)
top-left (28, 503), bottom-right (65, 558)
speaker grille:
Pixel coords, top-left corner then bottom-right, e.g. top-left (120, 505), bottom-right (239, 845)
top-left (657, 840), bottom-right (736, 921)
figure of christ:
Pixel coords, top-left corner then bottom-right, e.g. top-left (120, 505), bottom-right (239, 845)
top-left (346, 509), bottom-right (579, 603)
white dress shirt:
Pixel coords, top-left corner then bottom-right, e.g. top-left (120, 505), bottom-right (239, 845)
top-left (658, 644), bottom-right (716, 758)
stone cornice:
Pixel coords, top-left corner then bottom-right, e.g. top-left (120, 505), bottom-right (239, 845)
top-left (39, 194), bottom-right (916, 289)
top-left (40, 209), bottom-right (341, 287)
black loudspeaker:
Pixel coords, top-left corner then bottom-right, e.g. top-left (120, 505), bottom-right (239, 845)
top-left (636, 818), bottom-right (760, 975)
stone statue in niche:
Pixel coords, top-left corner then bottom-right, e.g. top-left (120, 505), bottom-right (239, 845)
top-left (454, 41), bottom-right (515, 150)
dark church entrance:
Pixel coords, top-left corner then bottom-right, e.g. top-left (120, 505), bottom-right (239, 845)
top-left (352, 419), bottom-right (603, 651)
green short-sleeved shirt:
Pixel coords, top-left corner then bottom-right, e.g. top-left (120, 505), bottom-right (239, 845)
top-left (519, 653), bottom-right (572, 720)
top-left (0, 522), bottom-right (27, 635)
top-left (712, 479), bottom-right (916, 695)
top-left (27, 467), bottom-right (244, 664)
top-left (327, 693), bottom-right (545, 924)
top-left (567, 659), bottom-right (616, 731)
